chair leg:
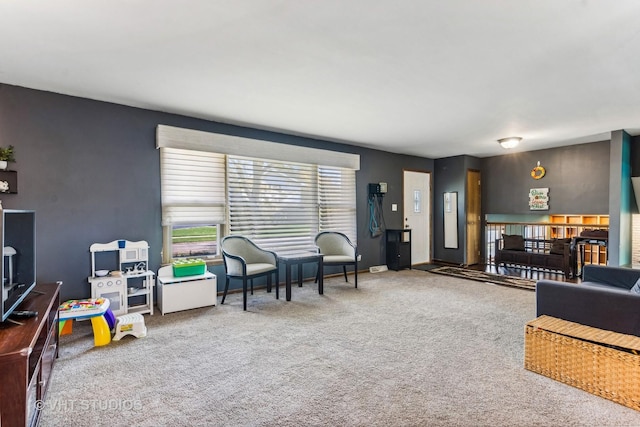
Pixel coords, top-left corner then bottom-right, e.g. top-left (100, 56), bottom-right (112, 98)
top-left (343, 266), bottom-right (348, 282)
top-left (354, 264), bottom-right (358, 288)
top-left (274, 271), bottom-right (279, 299)
top-left (250, 279), bottom-right (254, 295)
top-left (243, 278), bottom-right (248, 311)
top-left (221, 277), bottom-right (230, 304)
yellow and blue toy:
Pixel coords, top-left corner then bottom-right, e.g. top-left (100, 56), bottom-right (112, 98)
top-left (58, 298), bottom-right (113, 347)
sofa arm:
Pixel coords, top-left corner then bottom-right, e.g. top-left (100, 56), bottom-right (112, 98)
top-left (582, 265), bottom-right (640, 290)
top-left (536, 279), bottom-right (640, 337)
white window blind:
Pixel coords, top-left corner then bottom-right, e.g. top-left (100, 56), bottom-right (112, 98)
top-left (227, 156), bottom-right (320, 254)
top-left (158, 125), bottom-right (359, 256)
top-left (160, 147), bottom-right (226, 226)
top-left (319, 166), bottom-right (357, 242)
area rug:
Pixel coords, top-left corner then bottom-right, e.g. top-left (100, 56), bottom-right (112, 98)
top-left (412, 263), bottom-right (442, 271)
top-left (428, 266), bottom-right (536, 290)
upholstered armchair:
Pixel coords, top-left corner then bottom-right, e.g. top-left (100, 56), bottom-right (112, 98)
top-left (221, 236), bottom-right (279, 311)
top-left (315, 231), bottom-right (358, 288)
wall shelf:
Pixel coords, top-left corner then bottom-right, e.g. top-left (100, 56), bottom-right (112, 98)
top-left (0, 170), bottom-right (17, 194)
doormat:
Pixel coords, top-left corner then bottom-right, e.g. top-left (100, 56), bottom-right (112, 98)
top-left (428, 266), bottom-right (536, 291)
top-left (412, 264), bottom-right (442, 272)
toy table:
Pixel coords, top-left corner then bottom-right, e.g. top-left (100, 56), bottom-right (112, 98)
top-left (58, 298), bottom-right (114, 346)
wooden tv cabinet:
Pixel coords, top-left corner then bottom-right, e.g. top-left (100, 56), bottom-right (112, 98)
top-left (0, 283), bottom-right (61, 427)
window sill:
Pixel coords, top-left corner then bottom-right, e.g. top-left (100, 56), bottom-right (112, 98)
top-left (161, 258), bottom-right (223, 268)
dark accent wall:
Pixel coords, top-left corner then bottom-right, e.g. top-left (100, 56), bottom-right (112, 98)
top-left (0, 84), bottom-right (433, 301)
top-left (432, 155), bottom-right (482, 265)
top-left (631, 135), bottom-right (640, 176)
top-left (630, 135), bottom-right (640, 214)
top-left (358, 152), bottom-right (433, 265)
top-left (481, 141), bottom-right (610, 215)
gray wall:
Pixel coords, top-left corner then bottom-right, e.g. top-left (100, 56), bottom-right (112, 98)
top-left (481, 141), bottom-right (610, 215)
top-left (432, 156), bottom-right (464, 264)
top-left (630, 135), bottom-right (640, 212)
top-left (1, 83), bottom-right (630, 302)
top-left (431, 155), bottom-right (482, 265)
top-left (357, 151), bottom-right (433, 265)
top-left (0, 84), bottom-right (433, 301)
top-left (478, 140), bottom-right (615, 265)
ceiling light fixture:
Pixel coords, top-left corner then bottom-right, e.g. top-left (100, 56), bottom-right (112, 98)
top-left (498, 137), bottom-right (522, 149)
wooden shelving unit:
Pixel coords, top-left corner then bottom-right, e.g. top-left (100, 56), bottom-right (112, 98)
top-left (549, 215), bottom-right (609, 265)
top-left (549, 215), bottom-right (609, 238)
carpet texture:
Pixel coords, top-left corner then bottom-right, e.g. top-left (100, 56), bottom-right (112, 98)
top-left (39, 270), bottom-right (640, 426)
top-left (429, 266), bottom-right (537, 290)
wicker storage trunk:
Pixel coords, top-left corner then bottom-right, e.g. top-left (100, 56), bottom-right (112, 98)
top-left (525, 315), bottom-right (640, 411)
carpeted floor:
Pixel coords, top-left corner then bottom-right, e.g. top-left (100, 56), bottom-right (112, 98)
top-left (429, 266), bottom-right (537, 290)
top-left (39, 270), bottom-right (640, 426)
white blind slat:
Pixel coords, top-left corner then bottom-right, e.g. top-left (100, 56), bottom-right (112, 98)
top-left (160, 142), bottom-right (357, 256)
top-left (160, 147), bottom-right (226, 226)
top-left (319, 166), bottom-right (357, 242)
top-left (228, 157), bottom-right (356, 253)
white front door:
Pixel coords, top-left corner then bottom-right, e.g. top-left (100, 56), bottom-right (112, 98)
top-left (403, 170), bottom-right (431, 265)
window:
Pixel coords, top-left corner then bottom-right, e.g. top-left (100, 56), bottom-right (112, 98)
top-left (159, 148), bottom-right (225, 262)
top-left (318, 166), bottom-right (357, 239)
top-left (227, 156), bottom-right (317, 253)
top-left (170, 225), bottom-right (219, 258)
top-left (157, 125), bottom-right (360, 262)
top-left (227, 157), bottom-right (356, 255)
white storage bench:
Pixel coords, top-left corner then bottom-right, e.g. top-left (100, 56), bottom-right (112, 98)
top-left (156, 265), bottom-right (217, 315)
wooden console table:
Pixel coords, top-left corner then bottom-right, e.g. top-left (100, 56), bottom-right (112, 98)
top-left (0, 282), bottom-right (61, 427)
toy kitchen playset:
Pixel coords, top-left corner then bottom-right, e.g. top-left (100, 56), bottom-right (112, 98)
top-left (88, 240), bottom-right (155, 316)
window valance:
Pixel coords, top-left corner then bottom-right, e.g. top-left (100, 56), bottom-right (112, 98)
top-left (156, 125), bottom-right (360, 170)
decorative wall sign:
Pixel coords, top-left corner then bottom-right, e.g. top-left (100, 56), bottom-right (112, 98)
top-left (529, 188), bottom-right (549, 210)
top-left (531, 161), bottom-right (545, 179)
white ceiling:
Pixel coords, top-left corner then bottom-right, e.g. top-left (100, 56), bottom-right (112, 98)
top-left (2, 1), bottom-right (640, 158)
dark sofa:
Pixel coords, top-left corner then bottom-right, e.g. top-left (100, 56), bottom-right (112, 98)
top-left (536, 264), bottom-right (640, 337)
top-left (495, 236), bottom-right (572, 278)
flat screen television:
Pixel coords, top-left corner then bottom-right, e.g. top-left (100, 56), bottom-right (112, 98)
top-left (1, 209), bottom-right (36, 322)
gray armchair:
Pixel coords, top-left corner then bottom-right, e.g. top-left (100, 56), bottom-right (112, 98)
top-left (315, 231), bottom-right (358, 288)
top-left (536, 264), bottom-right (640, 337)
top-left (221, 236), bottom-right (279, 311)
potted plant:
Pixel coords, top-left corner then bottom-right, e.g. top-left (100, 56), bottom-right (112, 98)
top-left (0, 145), bottom-right (15, 170)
